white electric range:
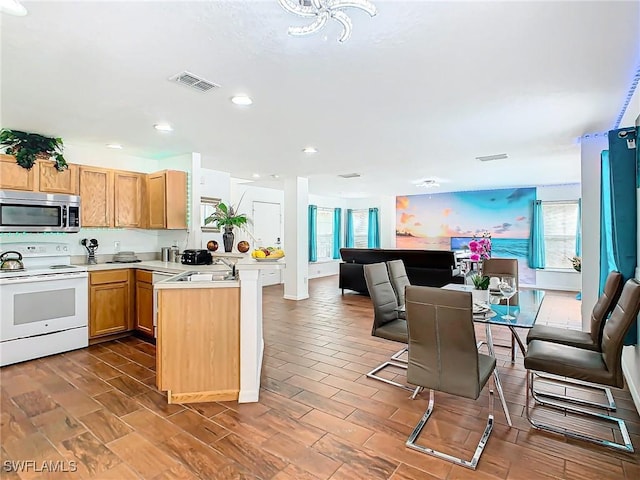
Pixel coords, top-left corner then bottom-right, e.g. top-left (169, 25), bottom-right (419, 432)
top-left (0, 242), bottom-right (88, 366)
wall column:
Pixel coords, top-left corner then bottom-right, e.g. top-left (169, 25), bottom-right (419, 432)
top-left (580, 135), bottom-right (608, 331)
top-left (283, 177), bottom-right (309, 300)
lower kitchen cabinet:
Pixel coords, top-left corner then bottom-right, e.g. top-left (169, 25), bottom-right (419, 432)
top-left (135, 270), bottom-right (154, 336)
top-left (89, 269), bottom-right (133, 339)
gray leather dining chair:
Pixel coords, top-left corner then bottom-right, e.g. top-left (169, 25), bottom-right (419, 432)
top-left (524, 278), bottom-right (640, 453)
top-left (404, 285), bottom-right (504, 470)
top-left (481, 258), bottom-right (519, 360)
top-left (525, 271), bottom-right (623, 410)
top-left (363, 262), bottom-right (412, 391)
top-left (386, 259), bottom-right (411, 307)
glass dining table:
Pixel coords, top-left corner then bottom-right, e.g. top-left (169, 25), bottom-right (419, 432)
top-left (441, 283), bottom-right (546, 360)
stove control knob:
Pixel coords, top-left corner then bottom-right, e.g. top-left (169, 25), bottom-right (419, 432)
top-left (56, 246), bottom-right (61, 251)
top-left (63, 246), bottom-right (68, 252)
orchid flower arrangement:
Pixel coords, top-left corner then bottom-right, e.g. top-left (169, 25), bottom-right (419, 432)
top-left (469, 232), bottom-right (492, 289)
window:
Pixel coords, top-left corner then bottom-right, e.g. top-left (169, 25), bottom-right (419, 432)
top-left (316, 207), bottom-right (334, 259)
top-left (352, 209), bottom-right (369, 248)
top-left (542, 201), bottom-right (579, 269)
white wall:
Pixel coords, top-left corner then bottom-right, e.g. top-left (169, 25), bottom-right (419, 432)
top-left (533, 183), bottom-right (582, 291)
top-left (193, 167), bottom-right (231, 251)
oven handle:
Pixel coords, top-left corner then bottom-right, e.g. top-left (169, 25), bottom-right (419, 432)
top-left (0, 272), bottom-right (88, 285)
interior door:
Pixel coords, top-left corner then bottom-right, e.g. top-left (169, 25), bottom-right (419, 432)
top-left (252, 201), bottom-right (282, 286)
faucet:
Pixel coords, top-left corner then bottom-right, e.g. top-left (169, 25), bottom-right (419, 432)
top-left (215, 257), bottom-right (237, 278)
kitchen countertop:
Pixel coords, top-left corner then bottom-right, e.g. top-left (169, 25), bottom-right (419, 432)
top-left (83, 259), bottom-right (286, 274)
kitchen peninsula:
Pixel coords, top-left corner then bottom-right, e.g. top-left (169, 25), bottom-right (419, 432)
top-left (87, 259), bottom-right (284, 404)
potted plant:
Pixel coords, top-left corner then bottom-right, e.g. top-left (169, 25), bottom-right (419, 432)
top-left (204, 201), bottom-right (249, 252)
top-left (468, 232), bottom-right (492, 303)
top-left (0, 128), bottom-right (68, 171)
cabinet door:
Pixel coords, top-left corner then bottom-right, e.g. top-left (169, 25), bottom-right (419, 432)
top-left (147, 172), bottom-right (166, 229)
top-left (135, 280), bottom-right (154, 336)
top-left (90, 282), bottom-right (129, 337)
top-left (0, 154), bottom-right (36, 191)
top-left (80, 167), bottom-right (113, 227)
top-left (38, 161), bottom-right (79, 194)
top-left (165, 170), bottom-right (187, 229)
top-left (114, 171), bottom-right (142, 227)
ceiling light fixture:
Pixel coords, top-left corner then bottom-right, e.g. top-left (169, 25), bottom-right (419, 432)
top-left (252, 173), bottom-right (260, 178)
top-left (475, 153), bottom-right (508, 162)
top-left (0, 0), bottom-right (27, 16)
top-left (154, 123), bottom-right (173, 132)
top-left (302, 147), bottom-right (318, 154)
top-left (106, 144), bottom-right (123, 149)
top-left (278, 0), bottom-right (377, 43)
top-left (416, 179), bottom-right (440, 188)
top-left (231, 95), bottom-right (253, 106)
top-left (271, 174), bottom-right (280, 179)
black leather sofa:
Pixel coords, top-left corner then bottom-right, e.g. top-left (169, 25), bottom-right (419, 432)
top-left (339, 248), bottom-right (463, 294)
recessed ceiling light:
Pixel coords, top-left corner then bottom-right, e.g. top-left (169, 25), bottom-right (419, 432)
top-left (475, 153), bottom-right (508, 162)
top-left (231, 95), bottom-right (253, 106)
top-left (0, 0), bottom-right (27, 16)
top-left (106, 144), bottom-right (123, 149)
top-left (252, 173), bottom-right (260, 178)
top-left (271, 174), bottom-right (280, 179)
top-left (154, 123), bottom-right (173, 132)
top-left (302, 147), bottom-right (318, 154)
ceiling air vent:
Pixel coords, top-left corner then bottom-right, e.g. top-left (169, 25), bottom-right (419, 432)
top-left (338, 173), bottom-right (361, 178)
top-left (475, 153), bottom-right (508, 162)
top-left (169, 71), bottom-right (219, 92)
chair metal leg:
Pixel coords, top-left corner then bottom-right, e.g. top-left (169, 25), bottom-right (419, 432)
top-left (532, 372), bottom-right (616, 411)
top-left (525, 371), bottom-right (634, 453)
top-left (406, 381), bottom-right (494, 470)
top-left (485, 324), bottom-right (512, 427)
top-left (390, 346), bottom-right (408, 363)
top-left (411, 386), bottom-right (423, 400)
top-left (366, 361), bottom-right (414, 391)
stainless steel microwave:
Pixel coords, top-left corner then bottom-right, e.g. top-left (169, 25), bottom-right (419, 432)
top-left (0, 190), bottom-right (81, 233)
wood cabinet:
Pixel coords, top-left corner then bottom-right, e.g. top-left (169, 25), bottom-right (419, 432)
top-left (0, 154), bottom-right (36, 191)
top-left (38, 160), bottom-right (79, 194)
top-left (80, 167), bottom-right (113, 227)
top-left (135, 270), bottom-right (154, 336)
top-left (89, 269), bottom-right (132, 338)
top-left (147, 170), bottom-right (187, 229)
top-left (157, 286), bottom-right (240, 403)
top-left (114, 171), bottom-right (143, 227)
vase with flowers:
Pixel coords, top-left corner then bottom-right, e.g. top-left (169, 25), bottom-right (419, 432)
top-left (468, 232), bottom-right (492, 303)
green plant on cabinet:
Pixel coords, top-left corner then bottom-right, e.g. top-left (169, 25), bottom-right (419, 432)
top-left (0, 128), bottom-right (68, 171)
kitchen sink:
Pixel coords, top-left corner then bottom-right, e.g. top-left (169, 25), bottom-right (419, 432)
top-left (171, 271), bottom-right (237, 282)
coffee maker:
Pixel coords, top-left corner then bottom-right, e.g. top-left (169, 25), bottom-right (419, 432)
top-left (81, 238), bottom-right (99, 264)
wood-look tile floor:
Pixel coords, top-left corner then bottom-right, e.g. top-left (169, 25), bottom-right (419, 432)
top-left (1, 277), bottom-right (639, 479)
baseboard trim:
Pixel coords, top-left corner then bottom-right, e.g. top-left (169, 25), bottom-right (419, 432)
top-left (283, 294), bottom-right (309, 301)
top-left (622, 346), bottom-right (640, 415)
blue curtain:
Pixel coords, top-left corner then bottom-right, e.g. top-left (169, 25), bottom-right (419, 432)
top-left (367, 208), bottom-right (380, 248)
top-left (528, 200), bottom-right (545, 269)
top-left (599, 127), bottom-right (638, 345)
top-left (332, 208), bottom-right (342, 259)
top-left (308, 204), bottom-right (317, 262)
top-left (345, 209), bottom-right (354, 247)
top-left (575, 198), bottom-right (582, 256)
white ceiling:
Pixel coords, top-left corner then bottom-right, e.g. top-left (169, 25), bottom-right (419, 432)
top-left (2, 1), bottom-right (639, 197)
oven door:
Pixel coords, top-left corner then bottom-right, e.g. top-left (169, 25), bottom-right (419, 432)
top-left (0, 272), bottom-right (89, 342)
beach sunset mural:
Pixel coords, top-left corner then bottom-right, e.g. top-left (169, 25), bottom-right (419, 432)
top-left (396, 188), bottom-right (537, 284)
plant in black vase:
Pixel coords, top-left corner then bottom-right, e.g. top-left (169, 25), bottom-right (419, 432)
top-left (204, 201), bottom-right (249, 252)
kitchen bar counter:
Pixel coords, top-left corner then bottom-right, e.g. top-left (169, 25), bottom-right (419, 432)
top-left (82, 258), bottom-right (285, 404)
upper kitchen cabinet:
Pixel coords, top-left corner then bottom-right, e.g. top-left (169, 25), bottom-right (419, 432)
top-left (79, 166), bottom-right (113, 227)
top-left (114, 171), bottom-right (143, 228)
top-left (0, 154), bottom-right (36, 191)
top-left (38, 160), bottom-right (79, 195)
top-left (147, 170), bottom-right (187, 229)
